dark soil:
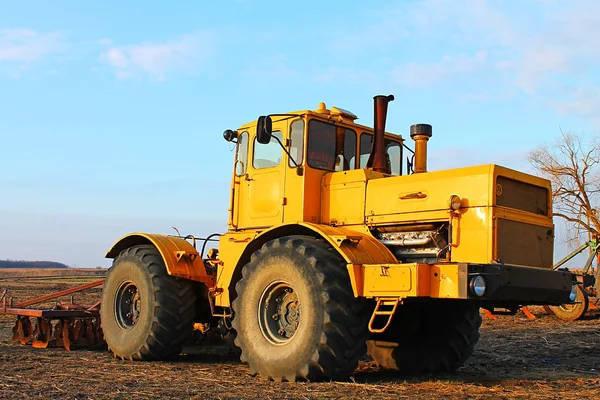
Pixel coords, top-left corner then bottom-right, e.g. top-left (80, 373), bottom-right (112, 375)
top-left (1, 280), bottom-right (599, 399)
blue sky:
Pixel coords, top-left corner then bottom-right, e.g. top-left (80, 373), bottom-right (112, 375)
top-left (0, 0), bottom-right (598, 267)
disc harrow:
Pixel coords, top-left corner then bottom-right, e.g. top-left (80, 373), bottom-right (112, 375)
top-left (1, 279), bottom-right (106, 351)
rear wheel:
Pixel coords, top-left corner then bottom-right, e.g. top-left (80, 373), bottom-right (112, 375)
top-left (546, 285), bottom-right (589, 321)
top-left (100, 245), bottom-right (196, 360)
top-left (367, 300), bottom-right (481, 373)
top-left (231, 236), bottom-right (371, 381)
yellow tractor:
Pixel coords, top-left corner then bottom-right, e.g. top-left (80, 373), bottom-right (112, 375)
top-left (101, 95), bottom-right (575, 381)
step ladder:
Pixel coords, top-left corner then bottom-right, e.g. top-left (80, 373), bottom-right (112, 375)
top-left (368, 298), bottom-right (400, 333)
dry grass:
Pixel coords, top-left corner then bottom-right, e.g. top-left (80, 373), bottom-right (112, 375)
top-left (0, 268), bottom-right (107, 280)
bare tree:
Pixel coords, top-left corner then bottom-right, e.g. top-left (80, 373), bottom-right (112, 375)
top-left (528, 131), bottom-right (599, 241)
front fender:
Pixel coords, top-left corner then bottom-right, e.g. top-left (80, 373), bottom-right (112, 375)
top-left (216, 223), bottom-right (397, 306)
top-left (106, 232), bottom-right (214, 286)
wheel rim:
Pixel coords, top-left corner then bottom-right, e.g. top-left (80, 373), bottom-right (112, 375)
top-left (115, 281), bottom-right (141, 330)
top-left (555, 286), bottom-right (584, 313)
top-left (557, 303), bottom-right (578, 312)
top-left (258, 281), bottom-right (300, 345)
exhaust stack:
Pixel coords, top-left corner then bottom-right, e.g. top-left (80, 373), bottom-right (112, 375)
top-left (366, 94), bottom-right (395, 174)
top-left (410, 124), bottom-right (432, 173)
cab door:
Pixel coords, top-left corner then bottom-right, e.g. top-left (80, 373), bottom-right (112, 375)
top-left (235, 121), bottom-right (286, 229)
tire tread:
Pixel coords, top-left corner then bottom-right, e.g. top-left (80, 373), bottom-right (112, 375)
top-left (101, 245), bottom-right (196, 361)
top-left (232, 236), bottom-right (371, 381)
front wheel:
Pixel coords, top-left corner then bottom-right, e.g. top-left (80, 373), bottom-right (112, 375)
top-left (231, 236), bottom-right (371, 381)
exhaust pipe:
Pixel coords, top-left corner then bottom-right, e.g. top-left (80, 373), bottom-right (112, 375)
top-left (410, 124), bottom-right (432, 173)
top-left (366, 94), bottom-right (394, 174)
top-left (380, 237), bottom-right (433, 246)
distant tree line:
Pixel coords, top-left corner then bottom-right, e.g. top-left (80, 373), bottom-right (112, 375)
top-left (0, 260), bottom-right (69, 269)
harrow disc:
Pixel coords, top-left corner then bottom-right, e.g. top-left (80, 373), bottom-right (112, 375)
top-left (11, 316), bottom-right (32, 345)
top-left (10, 316), bottom-right (105, 351)
top-left (54, 319), bottom-right (72, 351)
top-left (31, 318), bottom-right (52, 349)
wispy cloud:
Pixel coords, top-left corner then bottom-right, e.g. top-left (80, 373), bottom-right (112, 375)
top-left (0, 28), bottom-right (64, 65)
top-left (320, 0), bottom-right (600, 105)
top-left (401, 0), bottom-right (600, 94)
top-left (552, 88), bottom-right (600, 118)
top-left (313, 67), bottom-right (378, 85)
top-left (100, 32), bottom-right (214, 80)
top-left (247, 54), bottom-right (298, 81)
top-left (549, 87), bottom-right (600, 128)
top-left (392, 51), bottom-right (487, 86)
top-left (506, 7), bottom-right (600, 93)
top-left (428, 147), bottom-right (533, 173)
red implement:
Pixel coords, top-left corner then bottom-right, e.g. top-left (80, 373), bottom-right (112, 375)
top-left (2, 279), bottom-right (105, 351)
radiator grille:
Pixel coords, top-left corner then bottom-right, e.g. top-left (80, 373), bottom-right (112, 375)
top-left (496, 219), bottom-right (553, 268)
top-left (496, 176), bottom-right (548, 215)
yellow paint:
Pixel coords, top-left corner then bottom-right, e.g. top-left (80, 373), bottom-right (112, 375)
top-left (363, 264), bottom-right (414, 295)
top-left (108, 101), bottom-right (555, 310)
top-left (346, 262), bottom-right (467, 299)
top-left (229, 111), bottom-right (401, 231)
top-left (321, 169), bottom-right (385, 226)
top-left (363, 164), bottom-right (553, 266)
top-left (214, 222), bottom-right (397, 307)
top-left (430, 264), bottom-right (468, 299)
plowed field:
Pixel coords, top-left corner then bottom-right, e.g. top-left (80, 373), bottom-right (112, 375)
top-left (0, 278), bottom-right (599, 399)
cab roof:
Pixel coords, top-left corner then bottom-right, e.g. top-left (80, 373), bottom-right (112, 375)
top-left (237, 102), bottom-right (403, 141)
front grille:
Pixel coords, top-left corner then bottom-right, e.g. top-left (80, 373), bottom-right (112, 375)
top-left (496, 176), bottom-right (548, 215)
top-left (496, 218), bottom-right (553, 268)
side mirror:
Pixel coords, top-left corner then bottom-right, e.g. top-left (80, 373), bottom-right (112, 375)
top-left (256, 116), bottom-right (272, 144)
top-left (223, 129), bottom-right (238, 142)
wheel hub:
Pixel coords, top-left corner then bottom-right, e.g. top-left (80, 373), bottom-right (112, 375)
top-left (278, 290), bottom-right (300, 337)
top-left (115, 281), bottom-right (140, 330)
top-left (259, 282), bottom-right (300, 345)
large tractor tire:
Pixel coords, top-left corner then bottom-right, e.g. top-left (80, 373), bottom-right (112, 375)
top-left (545, 284), bottom-right (589, 321)
top-left (367, 300), bottom-right (481, 374)
top-left (100, 245), bottom-right (196, 360)
top-left (231, 236), bottom-right (371, 381)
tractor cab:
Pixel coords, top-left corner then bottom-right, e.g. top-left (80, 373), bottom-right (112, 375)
top-left (223, 100), bottom-right (404, 231)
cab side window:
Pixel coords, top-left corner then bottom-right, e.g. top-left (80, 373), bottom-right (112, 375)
top-left (385, 140), bottom-right (402, 176)
top-left (235, 132), bottom-right (249, 176)
top-left (307, 120), bottom-right (357, 171)
top-left (307, 120), bottom-right (336, 170)
top-left (359, 133), bottom-right (372, 168)
top-left (289, 120), bottom-right (304, 167)
top-left (335, 128), bottom-right (356, 171)
top-left (253, 131), bottom-right (283, 169)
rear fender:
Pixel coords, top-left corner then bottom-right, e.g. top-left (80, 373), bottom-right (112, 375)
top-left (105, 233), bottom-right (214, 286)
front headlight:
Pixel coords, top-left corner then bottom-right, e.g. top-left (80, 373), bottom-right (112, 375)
top-left (449, 195), bottom-right (462, 210)
top-left (569, 285), bottom-right (578, 302)
top-left (469, 275), bottom-right (486, 297)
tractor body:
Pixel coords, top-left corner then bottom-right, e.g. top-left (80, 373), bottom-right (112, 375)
top-left (99, 96), bottom-right (575, 380)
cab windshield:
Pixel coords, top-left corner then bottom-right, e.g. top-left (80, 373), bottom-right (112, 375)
top-left (306, 119), bottom-right (402, 175)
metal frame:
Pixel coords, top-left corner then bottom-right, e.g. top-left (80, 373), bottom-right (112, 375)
top-left (552, 236), bottom-right (599, 296)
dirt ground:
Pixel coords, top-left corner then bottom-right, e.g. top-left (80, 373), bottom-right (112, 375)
top-left (0, 280), bottom-right (599, 400)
